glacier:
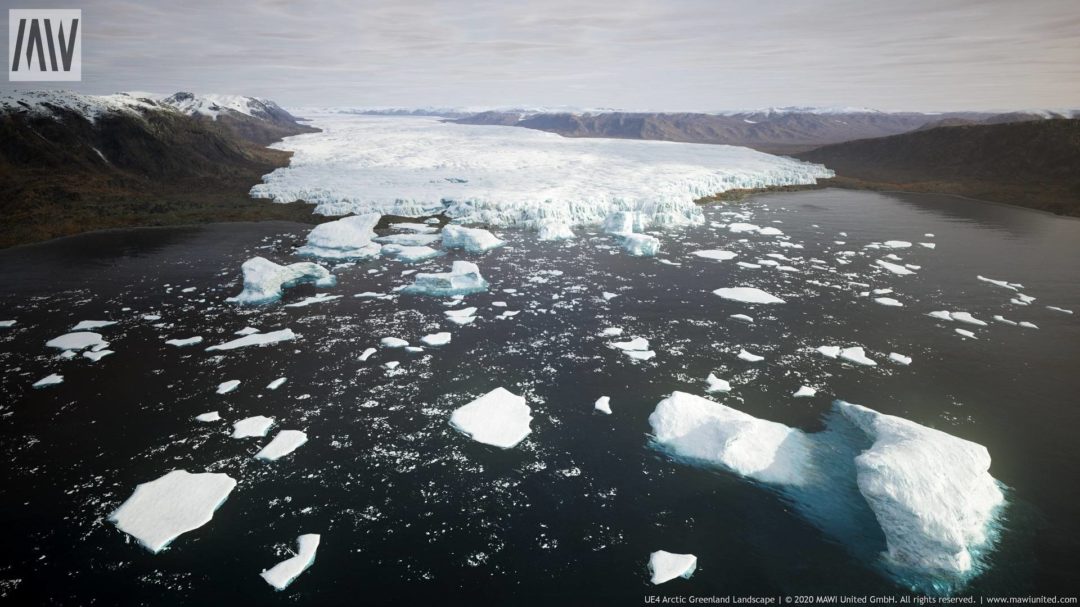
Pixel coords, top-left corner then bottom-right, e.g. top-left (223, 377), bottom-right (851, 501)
top-left (250, 114), bottom-right (833, 234)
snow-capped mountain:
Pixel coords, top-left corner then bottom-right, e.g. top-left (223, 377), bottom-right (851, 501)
top-left (160, 92), bottom-right (306, 126)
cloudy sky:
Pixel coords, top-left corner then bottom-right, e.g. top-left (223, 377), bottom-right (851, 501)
top-left (4, 0), bottom-right (1079, 111)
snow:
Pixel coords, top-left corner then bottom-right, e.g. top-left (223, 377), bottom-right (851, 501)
top-left (876, 260), bottom-right (916, 276)
top-left (402, 261), bottom-right (489, 296)
top-left (380, 244), bottom-right (442, 263)
top-left (109, 470), bottom-right (237, 553)
top-left (232, 416), bottom-right (275, 439)
top-left (889, 352), bottom-right (913, 365)
top-left (267, 378), bottom-right (287, 390)
top-left (692, 249), bottom-right (738, 261)
top-left (166, 336), bottom-right (203, 347)
top-left (594, 396), bottom-right (612, 415)
top-left (648, 550), bottom-right (698, 585)
top-left (380, 337), bottom-right (409, 348)
top-left (441, 225), bottom-right (505, 253)
top-left (737, 349), bottom-right (764, 362)
top-left (205, 329), bottom-right (297, 351)
top-left (874, 297), bottom-right (903, 307)
top-left (420, 332), bottom-right (452, 347)
top-left (648, 391), bottom-right (812, 485)
top-left (705, 373), bottom-right (731, 393)
top-left (711, 287), bottom-right (785, 304)
top-left (227, 257), bottom-right (335, 305)
top-left (793, 386), bottom-right (816, 398)
top-left (839, 346), bottom-right (876, 366)
top-left (260, 534), bottom-right (320, 591)
top-left (216, 380), bottom-right (240, 395)
top-left (33, 374), bottom-right (64, 388)
top-left (250, 114), bottom-right (833, 232)
top-left (836, 401), bottom-right (1004, 575)
top-left (0, 90), bottom-right (164, 123)
top-left (449, 387), bottom-right (533, 449)
top-left (46, 332), bottom-right (106, 351)
top-left (618, 233), bottom-right (660, 257)
top-left (72, 320), bottom-right (116, 331)
top-left (195, 412), bottom-right (221, 422)
top-left (255, 430), bottom-right (309, 461)
top-left (160, 92), bottom-right (290, 122)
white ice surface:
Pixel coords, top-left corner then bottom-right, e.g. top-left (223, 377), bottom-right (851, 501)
top-left (793, 386), bottom-right (817, 398)
top-left (594, 396), bottom-right (612, 415)
top-left (889, 352), bottom-right (913, 365)
top-left (109, 470), bottom-right (237, 553)
top-left (737, 349), bottom-right (764, 362)
top-left (261, 534), bottom-right (320, 590)
top-left (839, 346), bottom-right (877, 366)
top-left (876, 260), bottom-right (915, 276)
top-left (267, 377), bottom-right (287, 390)
top-left (196, 411), bottom-right (221, 422)
top-left (33, 374), bottom-right (64, 388)
top-left (648, 550), bottom-right (698, 585)
top-left (403, 261), bottom-right (488, 296)
top-left (297, 213), bottom-right (382, 260)
top-left (712, 287), bottom-right (785, 304)
top-left (46, 332), bottom-right (106, 351)
top-left (206, 329), bottom-right (297, 351)
top-left (165, 336), bottom-right (203, 347)
top-left (441, 225), bottom-right (505, 253)
top-left (705, 373), bottom-right (732, 393)
top-left (72, 320), bottom-right (116, 331)
top-left (216, 380), bottom-right (240, 395)
top-left (232, 416), bottom-right (275, 439)
top-left (255, 430), bottom-right (309, 461)
top-left (380, 244), bottom-right (442, 263)
top-left (227, 257), bottom-right (335, 305)
top-left (449, 387), bottom-right (532, 449)
top-left (420, 332), bottom-right (452, 347)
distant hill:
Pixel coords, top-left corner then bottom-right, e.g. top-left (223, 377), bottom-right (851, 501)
top-left (0, 91), bottom-right (318, 247)
top-left (795, 119), bottom-right (1080, 216)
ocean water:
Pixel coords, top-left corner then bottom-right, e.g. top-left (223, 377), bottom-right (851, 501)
top-left (0, 189), bottom-right (1077, 605)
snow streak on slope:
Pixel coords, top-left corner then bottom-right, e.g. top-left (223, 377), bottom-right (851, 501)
top-left (250, 115), bottom-right (834, 232)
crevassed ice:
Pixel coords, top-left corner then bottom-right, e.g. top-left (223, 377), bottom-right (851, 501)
top-left (250, 115), bottom-right (833, 232)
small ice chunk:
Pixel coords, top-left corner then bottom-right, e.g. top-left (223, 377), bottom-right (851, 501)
top-left (793, 386), bottom-right (816, 398)
top-left (380, 244), bottom-right (442, 263)
top-left (611, 337), bottom-right (649, 351)
top-left (109, 470), bottom-right (236, 553)
top-left (217, 380), bottom-right (240, 395)
top-left (403, 261), bottom-right (488, 296)
top-left (889, 352), bottom-right (912, 365)
top-left (33, 373), bottom-right (64, 388)
top-left (648, 550), bottom-right (698, 585)
top-left (955, 328), bottom-right (977, 339)
top-left (383, 361), bottom-right (400, 370)
top-left (1011, 294), bottom-right (1035, 306)
top-left (876, 260), bottom-right (915, 275)
top-left (236, 327), bottom-right (260, 336)
top-left (600, 327), bottom-right (623, 337)
top-left (297, 213), bottom-right (382, 259)
top-left (72, 320), bottom-right (117, 331)
top-left (196, 411), bottom-right (221, 422)
top-left (449, 387), bottom-right (532, 449)
top-left (950, 312), bottom-right (987, 326)
top-left (624, 350), bottom-right (656, 361)
top-left (883, 240), bottom-right (912, 249)
top-left (205, 329), bottom-right (297, 351)
top-left (705, 373), bottom-right (731, 393)
top-left (260, 534), bottom-right (320, 590)
top-left (602, 291), bottom-right (619, 301)
top-left (83, 349), bottom-right (114, 362)
top-left (840, 346), bottom-right (876, 366)
top-left (441, 225), bottom-right (505, 253)
top-left (1047, 306), bottom-right (1073, 315)
top-left (380, 337), bottom-right (409, 348)
top-left (359, 347), bottom-right (377, 361)
top-left (993, 315), bottom-right (1017, 326)
top-left (729, 314), bottom-right (754, 323)
top-left (46, 332), bottom-right (106, 351)
top-left (0, 320), bottom-right (17, 328)
top-left (1018, 321), bottom-right (1038, 330)
top-left (255, 430), bottom-right (308, 461)
top-left (712, 288), bottom-right (785, 304)
top-left (267, 377), bottom-right (287, 390)
top-left (874, 297), bottom-right (903, 307)
top-left (736, 261), bottom-right (761, 269)
top-left (232, 416), bottom-right (275, 438)
top-left (692, 250), bottom-right (737, 261)
top-left (919, 242), bottom-right (936, 249)
top-left (594, 396), bottom-right (612, 415)
top-left (738, 349), bottom-right (764, 362)
top-left (976, 275), bottom-right (1021, 290)
top-left (165, 336), bottom-right (203, 347)
top-left (227, 257), bottom-right (335, 305)
top-left (619, 233), bottom-right (660, 257)
top-left (420, 332), bottom-right (452, 347)
top-left (758, 226), bottom-right (783, 236)
top-left (927, 310), bottom-right (953, 321)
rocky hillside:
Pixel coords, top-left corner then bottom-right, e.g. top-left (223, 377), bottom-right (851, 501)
top-left (796, 119), bottom-right (1080, 216)
top-left (0, 91), bottom-right (318, 247)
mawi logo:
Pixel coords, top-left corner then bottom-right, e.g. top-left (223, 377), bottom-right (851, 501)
top-left (8, 9), bottom-right (81, 81)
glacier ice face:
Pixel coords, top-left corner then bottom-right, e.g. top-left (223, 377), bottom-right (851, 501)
top-left (227, 257), bottom-right (335, 305)
top-left (261, 534), bottom-right (320, 590)
top-left (449, 387), bottom-right (532, 449)
top-left (402, 261), bottom-right (489, 296)
top-left (837, 401), bottom-right (1004, 577)
top-left (648, 550), bottom-right (697, 585)
top-left (250, 114), bottom-right (833, 233)
top-left (648, 391), bottom-right (813, 485)
top-left (109, 470), bottom-right (236, 553)
top-left (440, 225), bottom-right (505, 253)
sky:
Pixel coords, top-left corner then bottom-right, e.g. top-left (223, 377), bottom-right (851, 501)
top-left (3, 0), bottom-right (1079, 112)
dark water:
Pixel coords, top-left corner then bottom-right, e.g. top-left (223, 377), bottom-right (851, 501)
top-left (0, 190), bottom-right (1078, 605)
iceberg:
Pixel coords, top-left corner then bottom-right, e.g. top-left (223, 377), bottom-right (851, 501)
top-left (618, 233), bottom-right (660, 257)
top-left (876, 260), bottom-right (916, 276)
top-left (227, 257), bottom-right (335, 305)
top-left (46, 332), bottom-right (106, 351)
top-left (402, 261), bottom-right (489, 296)
top-left (594, 396), bottom-right (612, 415)
top-left (793, 386), bottom-right (817, 398)
top-left (195, 411), bottom-right (221, 422)
top-left (261, 534), bottom-right (320, 591)
top-left (374, 232), bottom-right (440, 246)
top-left (441, 225), bottom-right (505, 253)
top-left (267, 377), bottom-right (287, 390)
top-left (297, 213), bottom-right (382, 259)
top-left (216, 380), bottom-right (240, 395)
top-left (165, 336), bottom-right (203, 347)
top-left (33, 373), bottom-right (64, 388)
top-left (738, 349), bottom-right (764, 362)
top-left (449, 387), bottom-right (532, 449)
top-left (255, 430), bottom-right (308, 461)
top-left (420, 332), bottom-right (452, 347)
top-left (839, 346), bottom-right (876, 366)
top-left (109, 470), bottom-right (236, 553)
top-left (233, 416), bottom-right (275, 439)
top-left (379, 244), bottom-right (442, 263)
top-left (712, 288), bottom-right (785, 304)
top-left (705, 373), bottom-right (731, 393)
top-left (72, 320), bottom-right (116, 331)
top-left (205, 329), bottom-right (297, 351)
top-left (537, 220), bottom-right (575, 241)
top-left (648, 391), bottom-right (812, 485)
top-left (648, 550), bottom-right (697, 585)
top-left (380, 337), bottom-right (409, 348)
top-left (889, 352), bottom-right (913, 366)
top-left (692, 249), bottom-right (738, 261)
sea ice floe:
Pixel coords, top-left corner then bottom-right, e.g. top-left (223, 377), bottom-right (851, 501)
top-left (602, 292), bottom-right (619, 301)
top-left (712, 287), bottom-right (785, 304)
top-left (793, 386), bottom-right (817, 398)
top-left (612, 337), bottom-right (649, 351)
top-left (165, 336), bottom-right (203, 347)
top-left (874, 297), bottom-right (903, 307)
top-left (449, 387), bottom-right (533, 449)
top-left (949, 312), bottom-right (987, 327)
top-left (402, 261), bottom-right (489, 296)
top-left (46, 332), bottom-right (106, 351)
top-left (255, 430), bottom-right (309, 461)
top-left (196, 411), bottom-right (221, 422)
top-left (1018, 321), bottom-right (1038, 329)
top-left (373, 232), bottom-right (440, 246)
top-left (599, 327), bottom-right (623, 336)
top-left (883, 241), bottom-right (912, 249)
top-left (705, 373), bottom-right (731, 393)
top-left (1010, 294), bottom-right (1035, 306)
top-left (420, 332), bottom-right (452, 347)
top-left (927, 311), bottom-right (953, 321)
top-left (284, 293), bottom-right (343, 308)
top-left (444, 307), bottom-right (479, 325)
top-left (919, 242), bottom-right (936, 249)
top-left (71, 320), bottom-right (117, 331)
top-left (888, 352), bottom-right (912, 365)
top-left (205, 329), bottom-right (297, 351)
top-left (109, 470), bottom-right (237, 553)
top-left (955, 328), bottom-right (977, 339)
top-left (876, 260), bottom-right (915, 276)
top-left (84, 349), bottom-right (114, 362)
top-left (379, 244), bottom-right (442, 263)
top-left (32, 373), bottom-right (64, 388)
top-left (0, 320), bottom-right (16, 328)
top-left (380, 337), bottom-right (409, 348)
top-left (261, 534), bottom-right (320, 590)
top-left (692, 249), bottom-right (737, 261)
top-left (737, 349), bottom-right (764, 362)
top-left (619, 233), bottom-right (660, 257)
top-left (976, 275), bottom-right (1021, 290)
top-left (648, 391), bottom-right (812, 485)
top-left (441, 225), bottom-right (505, 253)
top-left (993, 315), bottom-right (1017, 326)
top-left (232, 416), bottom-right (275, 439)
top-left (359, 347), bottom-right (377, 361)
top-left (227, 257), bottom-right (335, 305)
top-left (216, 380), bottom-right (240, 395)
top-left (267, 377), bottom-right (287, 390)
top-left (1047, 306), bottom-right (1073, 314)
top-left (594, 396), bottom-right (612, 415)
top-left (729, 314), bottom-right (754, 323)
top-left (648, 550), bottom-right (698, 585)
top-left (736, 262), bottom-right (761, 269)
top-left (297, 213), bottom-right (382, 259)
top-left (839, 347), bottom-right (876, 366)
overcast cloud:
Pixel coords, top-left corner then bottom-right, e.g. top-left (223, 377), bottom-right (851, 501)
top-left (3, 0), bottom-right (1078, 111)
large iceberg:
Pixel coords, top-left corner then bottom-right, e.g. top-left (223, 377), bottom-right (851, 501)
top-left (109, 470), bottom-right (237, 553)
top-left (648, 550), bottom-right (698, 585)
top-left (449, 387), bottom-right (532, 449)
top-left (250, 114), bottom-right (833, 233)
top-left (296, 213), bottom-right (382, 259)
top-left (227, 257), bottom-right (335, 305)
top-left (440, 225), bottom-right (504, 253)
top-left (402, 261), bottom-right (488, 296)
